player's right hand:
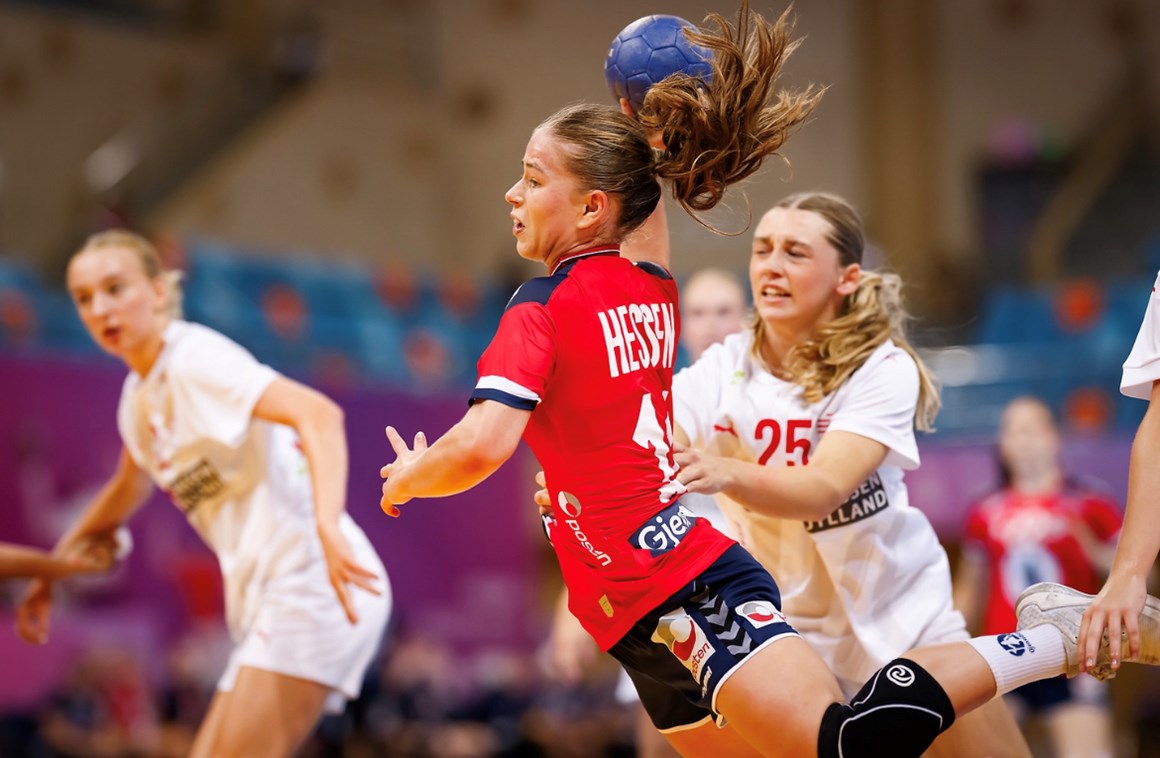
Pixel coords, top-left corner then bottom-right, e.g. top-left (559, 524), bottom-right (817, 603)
top-left (61, 530), bottom-right (121, 574)
top-left (16, 578), bottom-right (54, 645)
top-left (1078, 571), bottom-right (1145, 674)
top-left (318, 521), bottom-right (382, 625)
top-left (619, 98), bottom-right (666, 150)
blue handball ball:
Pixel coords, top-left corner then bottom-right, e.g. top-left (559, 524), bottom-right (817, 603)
top-left (604, 14), bottom-right (713, 115)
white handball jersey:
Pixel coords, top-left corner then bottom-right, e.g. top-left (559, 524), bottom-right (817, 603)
top-left (673, 332), bottom-right (964, 694)
top-left (1122, 271), bottom-right (1160, 400)
top-left (117, 320), bottom-right (382, 640)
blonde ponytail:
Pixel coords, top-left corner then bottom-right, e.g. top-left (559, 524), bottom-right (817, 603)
top-left (776, 271), bottom-right (941, 431)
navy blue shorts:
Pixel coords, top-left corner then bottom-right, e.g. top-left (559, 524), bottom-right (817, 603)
top-left (608, 544), bottom-right (798, 731)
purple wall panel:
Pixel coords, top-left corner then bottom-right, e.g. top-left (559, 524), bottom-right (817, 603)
top-left (906, 433), bottom-right (1132, 539)
top-left (0, 354), bottom-right (543, 707)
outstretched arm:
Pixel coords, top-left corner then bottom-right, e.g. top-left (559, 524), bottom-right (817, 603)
top-left (674, 430), bottom-right (888, 522)
top-left (16, 446), bottom-right (151, 644)
top-left (381, 399), bottom-right (531, 513)
top-left (253, 376), bottom-right (381, 625)
top-left (1079, 380), bottom-right (1160, 673)
top-left (0, 542), bottom-right (114, 580)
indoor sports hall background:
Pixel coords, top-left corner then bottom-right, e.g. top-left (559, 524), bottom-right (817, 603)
top-left (1, 0), bottom-right (1159, 756)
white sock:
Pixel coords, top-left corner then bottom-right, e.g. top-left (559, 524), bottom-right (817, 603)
top-left (966, 625), bottom-right (1067, 695)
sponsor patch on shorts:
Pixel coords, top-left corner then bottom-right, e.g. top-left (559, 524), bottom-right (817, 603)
top-left (652, 610), bottom-right (716, 685)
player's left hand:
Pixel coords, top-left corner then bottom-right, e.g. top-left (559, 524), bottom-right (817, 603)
top-left (317, 521), bottom-right (381, 625)
top-left (1079, 570), bottom-right (1145, 676)
top-left (380, 426), bottom-right (427, 516)
top-left (674, 443), bottom-right (734, 495)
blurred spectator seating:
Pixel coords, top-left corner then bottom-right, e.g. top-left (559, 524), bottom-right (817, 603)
top-left (10, 242), bottom-right (1151, 439)
top-left (927, 273), bottom-right (1153, 436)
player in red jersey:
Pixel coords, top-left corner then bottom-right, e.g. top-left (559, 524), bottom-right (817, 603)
top-left (381, 4), bottom-right (1160, 756)
top-left (957, 396), bottom-right (1121, 756)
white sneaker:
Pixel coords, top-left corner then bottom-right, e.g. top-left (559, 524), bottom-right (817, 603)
top-left (1015, 582), bottom-right (1160, 680)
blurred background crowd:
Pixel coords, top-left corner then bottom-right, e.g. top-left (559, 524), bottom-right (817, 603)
top-left (1, 0), bottom-right (1159, 756)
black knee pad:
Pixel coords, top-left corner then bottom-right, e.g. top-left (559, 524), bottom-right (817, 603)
top-left (817, 658), bottom-right (956, 758)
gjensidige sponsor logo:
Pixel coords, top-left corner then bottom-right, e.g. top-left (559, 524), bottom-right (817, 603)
top-left (630, 502), bottom-right (698, 556)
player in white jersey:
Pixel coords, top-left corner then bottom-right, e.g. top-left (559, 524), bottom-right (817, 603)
top-left (1079, 270), bottom-right (1160, 676)
top-left (16, 230), bottom-right (390, 758)
top-left (669, 192), bottom-right (1029, 757)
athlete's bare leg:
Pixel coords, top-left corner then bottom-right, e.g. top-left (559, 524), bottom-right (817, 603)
top-left (662, 718), bottom-right (765, 758)
top-left (188, 688), bottom-right (230, 758)
top-left (1042, 703), bottom-right (1113, 758)
top-left (633, 703), bottom-right (683, 758)
top-left (924, 698), bottom-right (1031, 758)
top-left (712, 635), bottom-right (846, 757)
top-left (685, 637), bottom-right (1006, 758)
top-left (904, 642), bottom-right (1000, 715)
top-left (188, 666), bottom-right (332, 758)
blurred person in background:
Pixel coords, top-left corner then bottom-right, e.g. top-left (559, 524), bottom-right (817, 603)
top-left (956, 395), bottom-right (1121, 757)
top-left (16, 229), bottom-right (391, 758)
top-left (39, 645), bottom-right (158, 758)
top-left (678, 268), bottom-right (748, 368)
top-left (1081, 272), bottom-right (1160, 678)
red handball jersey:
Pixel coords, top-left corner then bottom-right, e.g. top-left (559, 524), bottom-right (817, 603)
top-left (963, 481), bottom-right (1122, 636)
top-left (471, 247), bottom-right (735, 650)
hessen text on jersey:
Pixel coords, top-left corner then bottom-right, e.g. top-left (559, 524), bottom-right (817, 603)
top-left (597, 302), bottom-right (677, 378)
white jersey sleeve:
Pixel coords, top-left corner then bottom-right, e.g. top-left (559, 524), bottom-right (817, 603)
top-left (672, 338), bottom-right (733, 445)
top-left (167, 325), bottom-right (279, 447)
top-left (824, 343), bottom-right (920, 470)
top-left (1122, 271), bottom-right (1160, 400)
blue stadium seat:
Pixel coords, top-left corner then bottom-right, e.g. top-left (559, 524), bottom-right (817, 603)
top-left (974, 286), bottom-right (1061, 344)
